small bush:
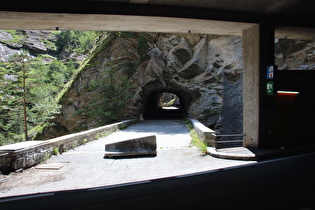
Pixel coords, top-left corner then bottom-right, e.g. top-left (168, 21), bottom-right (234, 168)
top-left (95, 133), bottom-right (101, 140)
top-left (83, 138), bottom-right (88, 144)
top-left (71, 142), bottom-right (77, 149)
top-left (52, 146), bottom-right (59, 155)
top-left (185, 119), bottom-right (193, 130)
top-left (185, 119), bottom-right (207, 154)
top-left (119, 123), bottom-right (129, 130)
top-left (190, 130), bottom-right (207, 154)
top-left (100, 130), bottom-right (115, 138)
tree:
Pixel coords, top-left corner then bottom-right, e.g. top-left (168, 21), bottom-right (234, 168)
top-left (8, 53), bottom-right (32, 141)
top-left (0, 65), bottom-right (19, 145)
top-left (1, 54), bottom-right (67, 144)
top-left (56, 31), bottom-right (102, 55)
top-left (84, 61), bottom-right (133, 125)
top-left (0, 30), bottom-right (103, 145)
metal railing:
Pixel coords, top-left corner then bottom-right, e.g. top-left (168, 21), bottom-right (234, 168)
top-left (215, 134), bottom-right (244, 149)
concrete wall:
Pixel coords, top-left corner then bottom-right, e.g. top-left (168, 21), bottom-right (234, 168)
top-left (0, 120), bottom-right (135, 171)
top-left (242, 25), bottom-right (260, 148)
top-left (190, 119), bottom-right (216, 147)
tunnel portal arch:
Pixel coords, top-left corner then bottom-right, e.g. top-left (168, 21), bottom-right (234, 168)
top-left (143, 89), bottom-right (190, 120)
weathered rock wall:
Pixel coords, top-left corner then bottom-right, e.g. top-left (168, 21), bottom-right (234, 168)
top-left (275, 38), bottom-right (315, 70)
top-left (0, 30), bottom-right (58, 62)
top-left (42, 32), bottom-right (244, 138)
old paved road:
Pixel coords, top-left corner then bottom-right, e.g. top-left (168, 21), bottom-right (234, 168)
top-left (0, 120), bottom-right (255, 198)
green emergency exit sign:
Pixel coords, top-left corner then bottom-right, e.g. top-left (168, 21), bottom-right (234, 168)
top-left (266, 81), bottom-right (274, 95)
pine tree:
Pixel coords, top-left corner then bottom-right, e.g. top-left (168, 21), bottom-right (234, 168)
top-left (85, 61), bottom-right (133, 125)
top-left (8, 53), bottom-right (31, 141)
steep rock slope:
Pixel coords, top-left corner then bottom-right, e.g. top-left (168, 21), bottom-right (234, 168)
top-left (0, 30), bottom-right (58, 62)
top-left (275, 38), bottom-right (315, 70)
top-left (41, 32), bottom-right (243, 139)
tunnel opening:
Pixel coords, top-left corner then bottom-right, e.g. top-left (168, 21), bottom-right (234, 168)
top-left (144, 91), bottom-right (186, 119)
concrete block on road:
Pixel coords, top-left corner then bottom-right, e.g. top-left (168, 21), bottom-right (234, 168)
top-left (104, 135), bottom-right (157, 158)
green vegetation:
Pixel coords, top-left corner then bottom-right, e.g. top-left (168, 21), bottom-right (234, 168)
top-left (185, 119), bottom-right (208, 154)
top-left (52, 146), bottom-right (60, 155)
top-left (190, 129), bottom-right (208, 154)
top-left (75, 32), bottom-right (143, 127)
top-left (56, 31), bottom-right (102, 55)
top-left (1, 30), bottom-right (148, 146)
top-left (185, 118), bottom-right (193, 130)
top-left (119, 123), bottom-right (131, 130)
top-left (3, 30), bottom-right (24, 45)
top-left (0, 54), bottom-right (74, 145)
top-left (137, 34), bottom-right (151, 62)
top-left (42, 152), bottom-right (52, 162)
top-left (0, 30), bottom-right (103, 146)
top-left (95, 133), bottom-right (101, 140)
top-left (100, 130), bottom-right (116, 138)
top-left (83, 61), bottom-right (133, 126)
top-left (55, 32), bottom-right (111, 103)
top-left (83, 138), bottom-right (88, 144)
top-left (72, 142), bottom-right (77, 148)
top-left (95, 129), bottom-right (117, 140)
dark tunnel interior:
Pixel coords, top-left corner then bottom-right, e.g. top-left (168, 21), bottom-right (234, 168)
top-left (144, 91), bottom-right (187, 119)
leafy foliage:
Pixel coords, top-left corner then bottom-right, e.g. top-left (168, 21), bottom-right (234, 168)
top-left (56, 31), bottom-right (102, 55)
top-left (185, 119), bottom-right (208, 154)
top-left (0, 30), bottom-right (149, 145)
top-left (0, 53), bottom-right (76, 145)
top-left (0, 30), bottom-right (100, 145)
top-left (137, 34), bottom-right (151, 62)
top-left (83, 61), bottom-right (133, 126)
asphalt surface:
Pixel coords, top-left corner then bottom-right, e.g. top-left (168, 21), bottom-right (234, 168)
top-left (1, 151), bottom-right (315, 209)
top-left (0, 120), bottom-right (256, 198)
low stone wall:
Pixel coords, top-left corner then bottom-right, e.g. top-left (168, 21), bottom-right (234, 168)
top-left (0, 120), bottom-right (136, 172)
top-left (0, 152), bottom-right (9, 170)
top-left (190, 118), bottom-right (216, 147)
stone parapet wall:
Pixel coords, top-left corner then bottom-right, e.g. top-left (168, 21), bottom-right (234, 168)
top-left (189, 118), bottom-right (216, 147)
top-left (0, 152), bottom-right (10, 170)
top-left (0, 120), bottom-right (136, 172)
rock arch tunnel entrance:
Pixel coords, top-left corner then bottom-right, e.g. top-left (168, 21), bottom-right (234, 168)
top-left (144, 90), bottom-right (186, 119)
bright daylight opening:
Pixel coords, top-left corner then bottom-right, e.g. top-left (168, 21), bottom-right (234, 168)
top-left (144, 91), bottom-right (185, 119)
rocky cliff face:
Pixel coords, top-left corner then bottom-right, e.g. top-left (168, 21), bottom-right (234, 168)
top-left (40, 32), bottom-right (244, 139)
top-left (4, 30), bottom-right (314, 140)
top-left (0, 30), bottom-right (90, 64)
top-left (0, 30), bottom-right (58, 62)
top-left (275, 38), bottom-right (315, 70)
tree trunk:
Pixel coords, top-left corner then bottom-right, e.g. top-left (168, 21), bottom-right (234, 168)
top-left (22, 63), bottom-right (28, 141)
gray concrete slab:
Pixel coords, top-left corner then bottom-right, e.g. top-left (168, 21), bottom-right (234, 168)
top-left (208, 144), bottom-right (315, 160)
top-left (104, 134), bottom-right (157, 157)
top-left (0, 141), bottom-right (45, 152)
top-left (0, 120), bottom-right (256, 198)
